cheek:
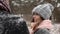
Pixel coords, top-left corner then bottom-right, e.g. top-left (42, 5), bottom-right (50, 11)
top-left (32, 15), bottom-right (41, 21)
top-left (33, 15), bottom-right (40, 20)
top-left (36, 16), bottom-right (41, 20)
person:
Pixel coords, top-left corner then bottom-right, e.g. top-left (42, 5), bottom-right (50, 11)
top-left (0, 0), bottom-right (29, 34)
top-left (0, 0), bottom-right (11, 34)
top-left (29, 3), bottom-right (54, 34)
top-left (1, 15), bottom-right (29, 34)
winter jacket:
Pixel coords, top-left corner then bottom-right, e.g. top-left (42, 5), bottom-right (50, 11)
top-left (37, 20), bottom-right (53, 29)
top-left (34, 20), bottom-right (53, 34)
top-left (0, 14), bottom-right (29, 34)
top-left (34, 28), bottom-right (50, 34)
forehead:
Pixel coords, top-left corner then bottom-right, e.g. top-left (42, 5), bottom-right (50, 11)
top-left (33, 12), bottom-right (39, 15)
top-left (32, 12), bottom-right (41, 17)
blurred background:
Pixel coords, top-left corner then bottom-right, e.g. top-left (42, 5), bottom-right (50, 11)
top-left (5, 0), bottom-right (60, 33)
top-left (9, 0), bottom-right (60, 23)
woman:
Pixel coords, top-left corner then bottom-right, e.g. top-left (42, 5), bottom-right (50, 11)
top-left (30, 3), bottom-right (54, 34)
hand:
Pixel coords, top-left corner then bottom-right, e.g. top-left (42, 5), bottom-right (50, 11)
top-left (31, 22), bottom-right (40, 32)
top-left (28, 27), bottom-right (34, 34)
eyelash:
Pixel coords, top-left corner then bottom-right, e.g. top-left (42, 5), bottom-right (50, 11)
top-left (33, 13), bottom-right (39, 15)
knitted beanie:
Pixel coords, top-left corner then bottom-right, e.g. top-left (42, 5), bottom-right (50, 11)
top-left (32, 3), bottom-right (54, 19)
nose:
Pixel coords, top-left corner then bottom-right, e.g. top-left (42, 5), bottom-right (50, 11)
top-left (33, 15), bottom-right (36, 18)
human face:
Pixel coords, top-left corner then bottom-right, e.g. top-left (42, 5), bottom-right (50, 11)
top-left (32, 12), bottom-right (42, 23)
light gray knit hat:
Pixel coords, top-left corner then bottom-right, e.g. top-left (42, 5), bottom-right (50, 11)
top-left (32, 3), bottom-right (54, 19)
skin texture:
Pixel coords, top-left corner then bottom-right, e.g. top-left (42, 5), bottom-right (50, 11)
top-left (33, 15), bottom-right (42, 23)
top-left (31, 12), bottom-right (43, 34)
top-left (32, 12), bottom-right (43, 23)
